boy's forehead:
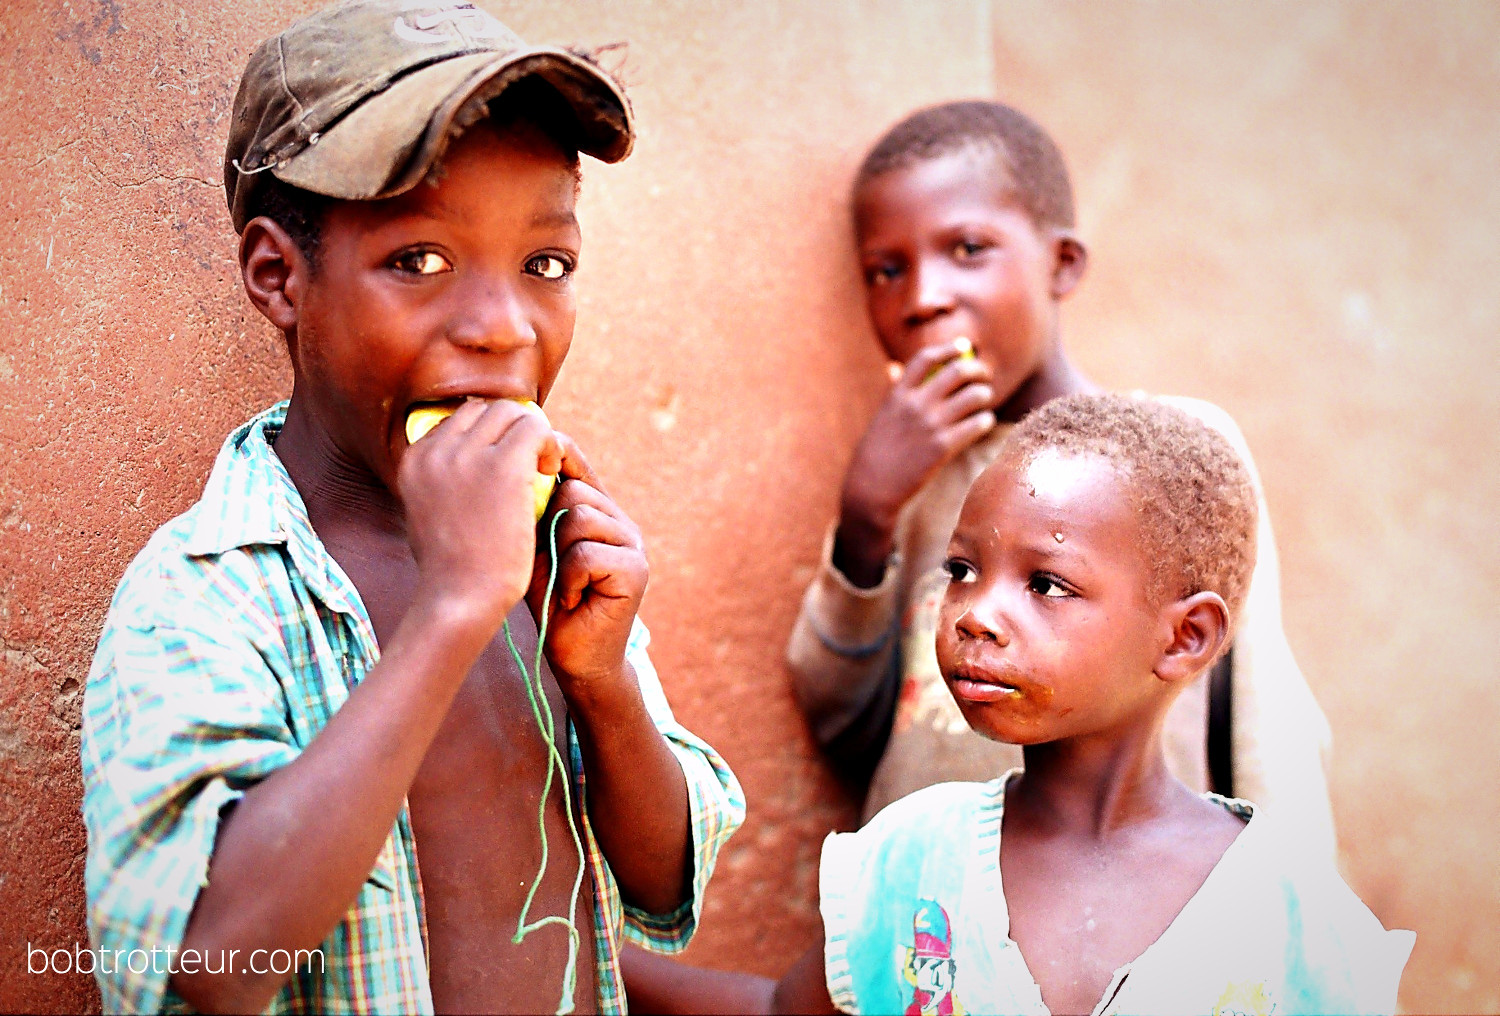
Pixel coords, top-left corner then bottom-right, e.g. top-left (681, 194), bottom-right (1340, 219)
top-left (965, 450), bottom-right (1138, 543)
top-left (855, 147), bottom-right (1022, 233)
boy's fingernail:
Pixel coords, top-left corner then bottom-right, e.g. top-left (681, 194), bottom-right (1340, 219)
top-left (887, 362), bottom-right (902, 382)
top-left (954, 336), bottom-right (974, 357)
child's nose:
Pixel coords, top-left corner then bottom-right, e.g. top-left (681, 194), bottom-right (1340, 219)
top-left (446, 277), bottom-right (536, 353)
top-left (955, 596), bottom-right (1011, 646)
top-left (904, 259), bottom-right (958, 326)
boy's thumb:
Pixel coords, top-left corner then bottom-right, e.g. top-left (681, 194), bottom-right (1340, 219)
top-left (886, 362), bottom-right (902, 384)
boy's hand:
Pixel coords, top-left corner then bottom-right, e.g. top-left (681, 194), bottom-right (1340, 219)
top-left (835, 340), bottom-right (996, 586)
top-left (528, 433), bottom-right (648, 694)
top-left (397, 399), bottom-right (563, 630)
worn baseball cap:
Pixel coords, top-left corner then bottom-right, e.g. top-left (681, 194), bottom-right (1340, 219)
top-left (224, 0), bottom-right (633, 232)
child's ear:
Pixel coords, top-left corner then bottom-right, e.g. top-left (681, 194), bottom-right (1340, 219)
top-left (238, 216), bottom-right (308, 334)
top-left (1049, 231), bottom-right (1088, 299)
top-left (1154, 591), bottom-right (1230, 686)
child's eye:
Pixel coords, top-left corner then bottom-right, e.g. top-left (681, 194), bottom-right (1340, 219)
top-left (864, 262), bottom-right (903, 287)
top-left (943, 558), bottom-right (977, 584)
top-left (393, 250), bottom-right (452, 276)
top-left (1028, 573), bottom-right (1073, 598)
top-left (952, 239), bottom-right (990, 260)
top-left (527, 254), bottom-right (572, 280)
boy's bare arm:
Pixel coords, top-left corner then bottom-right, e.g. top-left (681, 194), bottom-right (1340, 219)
top-left (834, 342), bottom-right (994, 587)
top-left (532, 434), bottom-right (692, 915)
top-left (172, 402), bottom-right (559, 1014)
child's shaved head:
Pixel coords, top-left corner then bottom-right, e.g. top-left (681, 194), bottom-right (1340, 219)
top-left (1004, 393), bottom-right (1258, 627)
top-left (855, 100), bottom-right (1075, 232)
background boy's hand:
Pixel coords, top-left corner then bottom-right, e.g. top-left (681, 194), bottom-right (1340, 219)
top-left (835, 340), bottom-right (996, 586)
top-left (529, 433), bottom-right (648, 693)
top-left (397, 399), bottom-right (563, 630)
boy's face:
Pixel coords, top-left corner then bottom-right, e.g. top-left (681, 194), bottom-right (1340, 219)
top-left (289, 119), bottom-right (580, 491)
top-left (935, 449), bottom-right (1170, 746)
top-left (855, 148), bottom-right (1061, 404)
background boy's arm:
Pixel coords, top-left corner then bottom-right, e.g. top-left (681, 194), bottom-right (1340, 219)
top-left (786, 344), bottom-right (994, 780)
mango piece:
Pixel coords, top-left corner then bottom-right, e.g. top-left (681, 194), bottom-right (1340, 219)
top-left (922, 336), bottom-right (976, 381)
top-left (404, 399), bottom-right (558, 520)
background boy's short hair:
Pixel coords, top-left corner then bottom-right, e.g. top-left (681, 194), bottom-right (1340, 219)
top-left (855, 99), bottom-right (1075, 232)
top-left (1003, 393), bottom-right (1259, 628)
top-left (223, 0), bottom-right (633, 233)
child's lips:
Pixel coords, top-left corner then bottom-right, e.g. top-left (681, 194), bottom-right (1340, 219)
top-left (948, 662), bottom-right (1028, 703)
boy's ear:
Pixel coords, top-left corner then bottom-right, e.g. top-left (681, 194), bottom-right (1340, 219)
top-left (238, 216), bottom-right (308, 334)
top-left (1049, 231), bottom-right (1088, 299)
top-left (1154, 590), bottom-right (1230, 686)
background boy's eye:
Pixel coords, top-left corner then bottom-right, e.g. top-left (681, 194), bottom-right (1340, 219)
top-left (952, 239), bottom-right (989, 259)
top-left (864, 262), bottom-right (903, 287)
top-left (944, 559), bottom-right (976, 584)
top-left (527, 254), bottom-right (571, 280)
top-left (1028, 573), bottom-right (1071, 598)
top-left (393, 250), bottom-right (452, 276)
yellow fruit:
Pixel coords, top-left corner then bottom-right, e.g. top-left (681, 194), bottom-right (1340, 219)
top-left (404, 399), bottom-right (558, 520)
top-left (922, 336), bottom-right (975, 381)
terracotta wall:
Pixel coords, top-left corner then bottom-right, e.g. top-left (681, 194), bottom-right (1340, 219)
top-left (0, 1), bottom-right (1494, 1013)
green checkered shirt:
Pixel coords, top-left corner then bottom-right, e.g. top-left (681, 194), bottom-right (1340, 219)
top-left (82, 403), bottom-right (745, 1014)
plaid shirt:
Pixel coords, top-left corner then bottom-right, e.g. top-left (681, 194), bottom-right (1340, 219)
top-left (82, 403), bottom-right (745, 1014)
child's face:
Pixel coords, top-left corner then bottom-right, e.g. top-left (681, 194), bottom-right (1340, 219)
top-left (290, 120), bottom-right (580, 490)
top-left (934, 449), bottom-right (1169, 746)
top-left (855, 148), bottom-right (1062, 404)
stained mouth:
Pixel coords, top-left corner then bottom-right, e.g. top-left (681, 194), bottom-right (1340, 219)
top-left (948, 662), bottom-right (1026, 700)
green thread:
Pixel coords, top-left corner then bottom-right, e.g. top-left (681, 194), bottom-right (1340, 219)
top-left (502, 507), bottom-right (589, 1016)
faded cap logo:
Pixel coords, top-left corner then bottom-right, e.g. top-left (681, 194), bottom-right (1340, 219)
top-left (392, 2), bottom-right (515, 45)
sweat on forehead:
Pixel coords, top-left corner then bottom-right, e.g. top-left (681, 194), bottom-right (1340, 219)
top-left (999, 393), bottom-right (1259, 625)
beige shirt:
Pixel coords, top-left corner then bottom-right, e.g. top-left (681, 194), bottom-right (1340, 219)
top-left (787, 395), bottom-right (1337, 854)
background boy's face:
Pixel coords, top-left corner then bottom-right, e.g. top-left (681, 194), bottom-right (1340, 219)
top-left (935, 449), bottom-right (1169, 746)
top-left (855, 148), bottom-right (1061, 405)
top-left (289, 119), bottom-right (580, 490)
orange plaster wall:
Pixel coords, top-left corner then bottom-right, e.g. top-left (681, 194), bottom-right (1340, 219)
top-left (1, 2), bottom-right (1495, 1013)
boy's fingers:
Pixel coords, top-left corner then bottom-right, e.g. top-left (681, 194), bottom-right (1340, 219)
top-left (922, 354), bottom-right (992, 400)
top-left (934, 382), bottom-right (997, 424)
top-left (549, 501), bottom-right (639, 553)
top-left (901, 341), bottom-right (964, 387)
top-left (554, 430), bottom-right (606, 492)
top-left (551, 541), bottom-right (647, 612)
top-left (941, 410), bottom-right (998, 453)
top-left (886, 362), bottom-right (903, 384)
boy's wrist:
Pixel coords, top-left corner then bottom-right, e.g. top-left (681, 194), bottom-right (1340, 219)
top-left (832, 511), bottom-right (896, 589)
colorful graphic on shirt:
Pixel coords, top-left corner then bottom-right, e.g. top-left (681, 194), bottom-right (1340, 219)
top-left (1213, 979), bottom-right (1276, 1016)
top-left (900, 899), bottom-right (965, 1016)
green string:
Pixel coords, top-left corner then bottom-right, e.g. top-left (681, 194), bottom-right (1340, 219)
top-left (501, 507), bottom-right (589, 1016)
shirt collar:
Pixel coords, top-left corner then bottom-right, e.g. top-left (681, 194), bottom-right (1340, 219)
top-left (181, 401), bottom-right (366, 619)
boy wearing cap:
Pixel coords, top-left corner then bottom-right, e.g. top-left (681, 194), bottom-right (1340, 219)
top-left (80, 3), bottom-right (743, 1014)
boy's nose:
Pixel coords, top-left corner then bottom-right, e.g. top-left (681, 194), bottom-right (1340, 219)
top-left (904, 260), bottom-right (958, 327)
top-left (446, 279), bottom-right (536, 352)
top-left (955, 597), bottom-right (1011, 646)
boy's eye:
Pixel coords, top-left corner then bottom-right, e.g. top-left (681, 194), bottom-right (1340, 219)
top-left (527, 254), bottom-right (572, 280)
top-left (943, 558), bottom-right (977, 584)
top-left (952, 239), bottom-right (989, 260)
top-left (393, 250), bottom-right (452, 276)
top-left (1028, 573), bottom-right (1073, 598)
top-left (864, 262), bottom-right (903, 287)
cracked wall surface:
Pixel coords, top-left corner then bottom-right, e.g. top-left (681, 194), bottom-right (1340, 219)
top-left (2, 1), bottom-right (1496, 1013)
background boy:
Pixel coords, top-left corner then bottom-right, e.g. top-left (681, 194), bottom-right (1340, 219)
top-left (786, 101), bottom-right (1336, 851)
top-left (80, 3), bottom-right (742, 1013)
top-left (779, 393), bottom-right (1413, 1015)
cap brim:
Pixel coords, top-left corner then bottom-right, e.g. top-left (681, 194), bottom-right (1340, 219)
top-left (273, 47), bottom-right (632, 204)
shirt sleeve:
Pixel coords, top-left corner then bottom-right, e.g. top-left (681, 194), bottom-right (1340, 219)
top-left (785, 526), bottom-right (907, 770)
top-left (615, 620), bottom-right (745, 951)
top-left (81, 569), bottom-right (300, 1015)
